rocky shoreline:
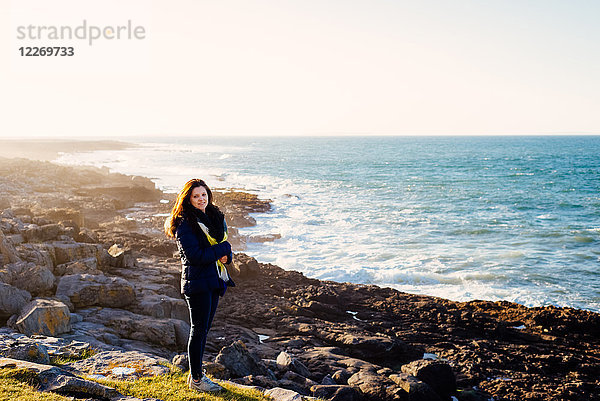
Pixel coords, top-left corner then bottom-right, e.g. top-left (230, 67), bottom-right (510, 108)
top-left (1, 156), bottom-right (599, 401)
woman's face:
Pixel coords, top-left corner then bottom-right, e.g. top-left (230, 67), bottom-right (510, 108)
top-left (190, 186), bottom-right (208, 212)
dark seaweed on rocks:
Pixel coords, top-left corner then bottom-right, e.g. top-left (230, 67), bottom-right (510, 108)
top-left (1, 156), bottom-right (599, 401)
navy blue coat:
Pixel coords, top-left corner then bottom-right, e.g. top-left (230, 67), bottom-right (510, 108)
top-left (175, 217), bottom-right (234, 296)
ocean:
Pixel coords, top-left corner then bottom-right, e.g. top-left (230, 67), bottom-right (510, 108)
top-left (56, 136), bottom-right (600, 312)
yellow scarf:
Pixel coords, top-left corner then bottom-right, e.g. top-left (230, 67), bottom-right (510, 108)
top-left (197, 222), bottom-right (230, 282)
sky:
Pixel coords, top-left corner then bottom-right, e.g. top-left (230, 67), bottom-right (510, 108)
top-left (1, 0), bottom-right (599, 138)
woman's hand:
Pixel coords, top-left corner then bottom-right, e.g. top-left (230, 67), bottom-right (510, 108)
top-left (219, 255), bottom-right (228, 263)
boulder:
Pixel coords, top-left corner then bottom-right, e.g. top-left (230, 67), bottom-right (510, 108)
top-left (17, 243), bottom-right (55, 271)
top-left (108, 244), bottom-right (135, 268)
top-left (136, 294), bottom-right (189, 323)
top-left (390, 373), bottom-right (442, 401)
top-left (52, 242), bottom-right (103, 265)
top-left (401, 359), bottom-right (456, 400)
top-left (56, 273), bottom-right (135, 308)
top-left (332, 369), bottom-right (352, 384)
top-left (38, 208), bottom-right (85, 228)
top-left (0, 340), bottom-right (50, 364)
top-left (347, 370), bottom-right (397, 401)
top-left (23, 223), bottom-right (61, 242)
top-left (232, 374), bottom-right (277, 389)
top-left (12, 264), bottom-right (55, 296)
top-left (15, 298), bottom-right (71, 336)
top-left (264, 387), bottom-right (311, 401)
top-left (0, 283), bottom-right (32, 317)
top-left (0, 229), bottom-right (21, 264)
top-left (0, 266), bottom-right (11, 283)
top-left (311, 385), bottom-right (364, 401)
top-left (172, 319), bottom-right (191, 349)
top-left (55, 258), bottom-right (102, 276)
top-left (229, 253), bottom-right (261, 279)
top-left (75, 228), bottom-right (99, 243)
top-left (0, 198), bottom-right (10, 210)
top-left (0, 357), bottom-right (120, 399)
top-left (337, 333), bottom-right (422, 366)
top-left (277, 351), bottom-right (312, 378)
top-left (65, 350), bottom-right (170, 379)
top-left (215, 340), bottom-right (273, 378)
top-left (79, 307), bottom-right (185, 349)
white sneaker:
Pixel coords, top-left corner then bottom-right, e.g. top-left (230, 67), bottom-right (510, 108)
top-left (189, 375), bottom-right (223, 392)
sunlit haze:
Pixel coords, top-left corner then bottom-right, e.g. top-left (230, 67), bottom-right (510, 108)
top-left (1, 0), bottom-right (599, 138)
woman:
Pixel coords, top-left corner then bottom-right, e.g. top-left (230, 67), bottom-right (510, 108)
top-left (164, 179), bottom-right (235, 392)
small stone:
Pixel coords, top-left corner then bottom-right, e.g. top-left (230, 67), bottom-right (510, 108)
top-left (276, 351), bottom-right (312, 378)
top-left (171, 353), bottom-right (188, 372)
top-left (264, 387), bottom-right (306, 401)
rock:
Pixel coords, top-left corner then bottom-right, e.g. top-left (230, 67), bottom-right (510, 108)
top-left (248, 233), bottom-right (282, 243)
top-left (15, 299), bottom-right (71, 336)
top-left (215, 340), bottom-right (273, 378)
top-left (390, 373), bottom-right (443, 401)
top-left (0, 229), bottom-right (21, 264)
top-left (12, 264), bottom-right (55, 296)
top-left (38, 209), bottom-right (85, 228)
top-left (332, 369), bottom-right (352, 384)
top-left (0, 339), bottom-right (50, 364)
top-left (136, 294), bottom-right (189, 323)
top-left (0, 357), bottom-right (120, 399)
top-left (75, 228), bottom-right (99, 243)
top-left (203, 361), bottom-right (231, 379)
top-left (0, 283), bottom-right (32, 317)
top-left (69, 313), bottom-right (83, 324)
top-left (52, 242), bottom-right (103, 265)
top-left (55, 258), bottom-right (102, 276)
top-left (401, 359), bottom-right (457, 400)
top-left (231, 374), bottom-right (277, 389)
top-left (171, 353), bottom-right (188, 372)
top-left (79, 307), bottom-right (185, 349)
top-left (347, 370), bottom-right (397, 401)
top-left (0, 198), bottom-right (10, 210)
top-left (172, 319), bottom-right (191, 349)
top-left (311, 385), bottom-right (364, 401)
top-left (0, 266), bottom-right (11, 283)
top-left (65, 350), bottom-right (170, 379)
top-left (108, 244), bottom-right (135, 268)
top-left (23, 223), bottom-right (61, 242)
top-left (264, 387), bottom-right (314, 401)
top-left (54, 295), bottom-right (75, 312)
top-left (229, 253), bottom-right (261, 279)
top-left (56, 273), bottom-right (135, 308)
top-left (277, 351), bottom-right (312, 378)
top-left (15, 243), bottom-right (55, 271)
top-left (337, 333), bottom-right (422, 366)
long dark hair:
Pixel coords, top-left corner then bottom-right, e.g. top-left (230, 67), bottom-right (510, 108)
top-left (164, 178), bottom-right (220, 238)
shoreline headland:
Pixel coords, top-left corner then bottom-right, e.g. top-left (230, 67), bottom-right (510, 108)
top-left (0, 139), bottom-right (133, 161)
top-left (0, 153), bottom-right (599, 401)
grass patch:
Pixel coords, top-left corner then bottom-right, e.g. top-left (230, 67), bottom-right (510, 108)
top-left (1, 367), bottom-right (283, 401)
top-left (0, 369), bottom-right (72, 401)
top-left (93, 371), bottom-right (270, 401)
top-left (49, 348), bottom-right (97, 366)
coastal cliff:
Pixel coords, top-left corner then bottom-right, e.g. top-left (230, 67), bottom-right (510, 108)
top-left (1, 156), bottom-right (599, 401)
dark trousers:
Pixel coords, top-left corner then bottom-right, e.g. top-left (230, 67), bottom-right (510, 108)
top-left (185, 290), bottom-right (220, 379)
